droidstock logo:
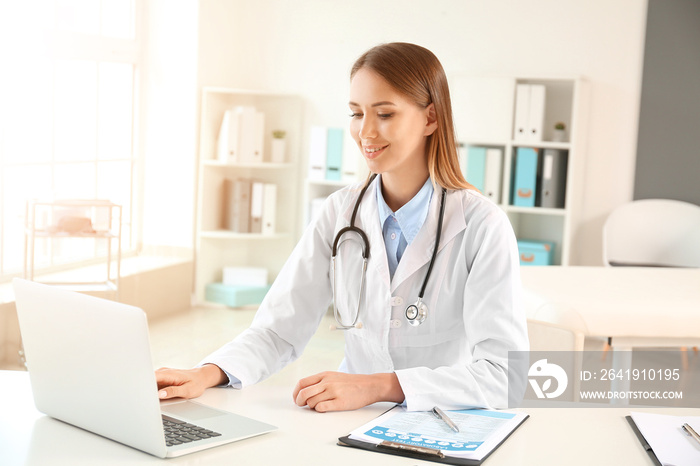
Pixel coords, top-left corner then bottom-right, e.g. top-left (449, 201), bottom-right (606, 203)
top-left (528, 359), bottom-right (568, 399)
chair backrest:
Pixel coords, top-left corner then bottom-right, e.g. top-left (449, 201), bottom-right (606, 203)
top-left (602, 199), bottom-right (700, 267)
top-left (527, 318), bottom-right (586, 353)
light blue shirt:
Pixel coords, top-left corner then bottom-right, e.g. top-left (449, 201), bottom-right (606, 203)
top-left (376, 175), bottom-right (434, 279)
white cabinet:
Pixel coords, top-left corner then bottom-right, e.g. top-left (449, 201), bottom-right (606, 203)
top-left (195, 88), bottom-right (303, 302)
top-left (24, 199), bottom-right (122, 297)
top-left (451, 76), bottom-right (590, 265)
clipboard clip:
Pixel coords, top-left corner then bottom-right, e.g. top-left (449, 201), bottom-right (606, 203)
top-left (377, 440), bottom-right (445, 458)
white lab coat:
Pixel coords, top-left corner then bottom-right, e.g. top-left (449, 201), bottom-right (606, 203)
top-left (203, 176), bottom-right (529, 411)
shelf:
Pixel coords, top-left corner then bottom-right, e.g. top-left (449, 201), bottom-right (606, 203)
top-left (502, 206), bottom-right (566, 216)
top-left (511, 140), bottom-right (571, 150)
top-left (33, 281), bottom-right (118, 293)
top-left (27, 230), bottom-right (118, 239)
top-left (203, 160), bottom-right (294, 169)
top-left (307, 179), bottom-right (350, 188)
top-left (200, 230), bottom-right (291, 240)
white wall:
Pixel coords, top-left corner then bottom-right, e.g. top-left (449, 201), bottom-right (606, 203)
top-left (195, 0), bottom-right (649, 265)
top-left (141, 0), bottom-right (199, 249)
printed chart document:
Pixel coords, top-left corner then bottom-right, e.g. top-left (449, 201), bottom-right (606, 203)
top-left (339, 405), bottom-right (528, 465)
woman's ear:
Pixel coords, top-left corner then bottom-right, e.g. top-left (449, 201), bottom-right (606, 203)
top-left (424, 103), bottom-right (438, 136)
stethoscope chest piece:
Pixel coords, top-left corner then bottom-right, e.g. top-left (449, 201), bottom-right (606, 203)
top-left (405, 299), bottom-right (428, 327)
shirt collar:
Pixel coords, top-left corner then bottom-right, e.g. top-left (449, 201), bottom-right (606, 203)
top-left (376, 175), bottom-right (434, 245)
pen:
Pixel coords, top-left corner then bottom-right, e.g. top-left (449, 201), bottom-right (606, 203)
top-left (682, 423), bottom-right (700, 446)
top-left (432, 406), bottom-right (459, 433)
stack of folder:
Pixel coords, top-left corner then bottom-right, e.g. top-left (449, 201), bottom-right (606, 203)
top-left (222, 178), bottom-right (277, 235)
top-left (460, 145), bottom-right (503, 204)
top-left (308, 126), bottom-right (359, 182)
top-left (217, 106), bottom-right (265, 164)
top-left (513, 84), bottom-right (546, 143)
top-left (511, 147), bottom-right (567, 208)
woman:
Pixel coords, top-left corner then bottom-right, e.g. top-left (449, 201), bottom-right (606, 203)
top-left (156, 42), bottom-right (528, 412)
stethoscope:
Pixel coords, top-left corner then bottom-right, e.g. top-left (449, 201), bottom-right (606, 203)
top-left (330, 174), bottom-right (447, 330)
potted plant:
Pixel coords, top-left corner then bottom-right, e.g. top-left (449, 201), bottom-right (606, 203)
top-left (553, 122), bottom-right (567, 142)
top-left (271, 130), bottom-right (286, 163)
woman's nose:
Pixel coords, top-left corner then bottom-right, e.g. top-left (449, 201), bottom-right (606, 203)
top-left (359, 116), bottom-right (377, 140)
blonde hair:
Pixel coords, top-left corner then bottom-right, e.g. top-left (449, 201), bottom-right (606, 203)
top-left (351, 42), bottom-right (475, 191)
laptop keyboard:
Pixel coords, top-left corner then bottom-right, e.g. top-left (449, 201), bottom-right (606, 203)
top-left (162, 414), bottom-right (222, 447)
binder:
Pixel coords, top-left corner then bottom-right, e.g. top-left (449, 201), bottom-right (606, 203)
top-left (513, 84), bottom-right (546, 143)
top-left (223, 178), bottom-right (251, 233)
top-left (526, 84), bottom-right (546, 143)
top-left (513, 84), bottom-right (530, 142)
top-left (483, 148), bottom-right (503, 203)
top-left (512, 147), bottom-right (538, 207)
top-left (238, 107), bottom-right (264, 164)
top-left (326, 127), bottom-right (343, 181)
top-left (539, 149), bottom-right (568, 208)
top-left (341, 131), bottom-right (359, 183)
top-left (338, 405), bottom-right (529, 465)
top-left (465, 146), bottom-right (486, 193)
top-left (261, 183), bottom-right (276, 235)
top-left (250, 181), bottom-right (264, 233)
top-left (217, 110), bottom-right (241, 163)
top-left (308, 126), bottom-right (327, 181)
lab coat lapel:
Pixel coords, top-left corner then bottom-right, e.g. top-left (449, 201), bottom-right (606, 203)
top-left (391, 189), bottom-right (466, 293)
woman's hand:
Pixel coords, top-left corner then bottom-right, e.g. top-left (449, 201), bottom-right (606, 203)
top-left (292, 371), bottom-right (405, 412)
top-left (155, 364), bottom-right (228, 400)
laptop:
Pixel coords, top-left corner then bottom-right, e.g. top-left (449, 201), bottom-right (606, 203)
top-left (12, 278), bottom-right (276, 458)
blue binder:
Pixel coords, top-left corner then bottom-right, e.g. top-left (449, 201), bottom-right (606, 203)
top-left (466, 146), bottom-right (487, 192)
top-left (512, 147), bottom-right (538, 207)
top-left (326, 128), bottom-right (344, 181)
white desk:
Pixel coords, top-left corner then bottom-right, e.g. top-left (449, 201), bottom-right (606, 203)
top-left (2, 370), bottom-right (695, 465)
top-left (521, 266), bottom-right (700, 349)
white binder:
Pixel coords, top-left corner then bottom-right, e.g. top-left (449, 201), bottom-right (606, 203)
top-left (250, 181), bottom-right (264, 233)
top-left (217, 110), bottom-right (241, 163)
top-left (261, 183), bottom-right (277, 235)
top-left (342, 131), bottom-right (360, 183)
top-left (527, 84), bottom-right (546, 142)
top-left (513, 84), bottom-right (530, 142)
top-left (238, 107), bottom-right (265, 164)
top-left (484, 148), bottom-right (503, 203)
top-left (308, 126), bottom-right (327, 181)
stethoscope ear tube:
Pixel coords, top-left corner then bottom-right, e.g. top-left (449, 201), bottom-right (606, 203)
top-left (330, 175), bottom-right (376, 331)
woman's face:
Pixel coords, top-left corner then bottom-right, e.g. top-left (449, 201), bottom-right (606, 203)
top-left (348, 68), bottom-right (436, 179)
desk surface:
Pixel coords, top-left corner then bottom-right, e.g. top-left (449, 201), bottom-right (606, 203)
top-left (521, 266), bottom-right (700, 341)
top-left (2, 370), bottom-right (695, 466)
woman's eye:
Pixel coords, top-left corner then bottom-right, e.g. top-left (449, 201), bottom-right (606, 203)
top-left (378, 113), bottom-right (394, 119)
top-left (349, 112), bottom-right (363, 118)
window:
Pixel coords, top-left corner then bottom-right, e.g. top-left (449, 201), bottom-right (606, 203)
top-left (0, 0), bottom-right (141, 280)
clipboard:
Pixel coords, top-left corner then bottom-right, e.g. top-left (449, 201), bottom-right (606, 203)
top-left (337, 410), bottom-right (529, 465)
top-left (625, 416), bottom-right (662, 466)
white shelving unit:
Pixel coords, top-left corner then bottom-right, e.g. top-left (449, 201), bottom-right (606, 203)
top-left (451, 75), bottom-right (590, 265)
top-left (195, 88), bottom-right (303, 302)
top-left (24, 199), bottom-right (122, 297)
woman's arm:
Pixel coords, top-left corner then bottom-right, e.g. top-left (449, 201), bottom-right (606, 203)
top-left (292, 371), bottom-right (405, 412)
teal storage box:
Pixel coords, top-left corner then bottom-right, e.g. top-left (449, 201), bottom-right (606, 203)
top-left (205, 283), bottom-right (271, 307)
top-left (517, 239), bottom-right (554, 266)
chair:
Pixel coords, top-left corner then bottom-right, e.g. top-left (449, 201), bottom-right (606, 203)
top-left (526, 307), bottom-right (587, 401)
top-left (601, 199), bottom-right (700, 365)
top-left (602, 199), bottom-right (700, 268)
